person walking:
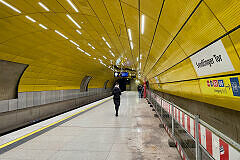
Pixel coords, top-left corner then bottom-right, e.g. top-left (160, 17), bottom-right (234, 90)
top-left (137, 84), bottom-right (143, 98)
top-left (112, 83), bottom-right (121, 117)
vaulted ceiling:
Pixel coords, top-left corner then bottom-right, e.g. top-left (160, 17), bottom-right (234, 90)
top-left (0, 0), bottom-right (240, 110)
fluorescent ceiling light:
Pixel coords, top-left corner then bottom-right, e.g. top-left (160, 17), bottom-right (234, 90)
top-left (141, 14), bottom-right (145, 34)
top-left (93, 57), bottom-right (96, 60)
top-left (77, 47), bottom-right (91, 56)
top-left (66, 0), bottom-right (78, 12)
top-left (39, 24), bottom-right (48, 29)
top-left (109, 50), bottom-right (115, 57)
top-left (66, 14), bottom-right (81, 29)
top-left (0, 0), bottom-right (21, 13)
top-left (88, 43), bottom-right (95, 49)
top-left (76, 29), bottom-right (82, 35)
top-left (137, 57), bottom-right (139, 62)
top-left (98, 59), bottom-right (102, 62)
top-left (130, 41), bottom-right (133, 50)
top-left (55, 30), bottom-right (68, 39)
top-left (105, 42), bottom-right (111, 48)
top-left (84, 52), bottom-right (91, 56)
top-left (128, 28), bottom-right (132, 41)
top-left (69, 40), bottom-right (79, 47)
top-left (101, 62), bottom-right (106, 67)
top-left (140, 54), bottom-right (142, 59)
top-left (25, 16), bottom-right (36, 22)
top-left (103, 56), bottom-right (107, 59)
top-left (102, 36), bottom-right (111, 48)
top-left (77, 47), bottom-right (84, 52)
top-left (38, 2), bottom-right (49, 11)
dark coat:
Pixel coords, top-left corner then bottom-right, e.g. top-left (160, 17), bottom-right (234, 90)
top-left (112, 87), bottom-right (121, 106)
top-left (137, 85), bottom-right (142, 92)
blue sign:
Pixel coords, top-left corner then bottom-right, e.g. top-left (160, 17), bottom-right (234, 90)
top-left (121, 72), bottom-right (129, 77)
top-left (218, 80), bottom-right (224, 87)
top-left (230, 77), bottom-right (240, 96)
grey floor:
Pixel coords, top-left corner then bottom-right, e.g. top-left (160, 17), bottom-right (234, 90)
top-left (0, 92), bottom-right (180, 160)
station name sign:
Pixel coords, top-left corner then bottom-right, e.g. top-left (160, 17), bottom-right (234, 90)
top-left (190, 40), bottom-right (234, 76)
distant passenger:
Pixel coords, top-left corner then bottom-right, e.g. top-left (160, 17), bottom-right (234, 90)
top-left (112, 83), bottom-right (121, 117)
top-left (137, 84), bottom-right (143, 98)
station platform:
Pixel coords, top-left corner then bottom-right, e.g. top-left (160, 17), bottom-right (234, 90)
top-left (0, 92), bottom-right (180, 160)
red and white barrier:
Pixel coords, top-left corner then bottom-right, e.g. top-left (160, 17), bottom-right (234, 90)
top-left (148, 91), bottom-right (240, 160)
top-left (176, 141), bottom-right (186, 160)
top-left (199, 124), bottom-right (240, 160)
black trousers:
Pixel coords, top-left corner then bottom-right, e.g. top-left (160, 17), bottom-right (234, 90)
top-left (114, 99), bottom-right (120, 115)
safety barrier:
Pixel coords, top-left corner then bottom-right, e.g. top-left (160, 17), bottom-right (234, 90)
top-left (147, 89), bottom-right (240, 160)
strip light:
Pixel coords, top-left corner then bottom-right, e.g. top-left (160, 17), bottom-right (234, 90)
top-left (103, 56), bottom-right (107, 59)
top-left (128, 28), bottom-right (132, 41)
top-left (130, 41), bottom-right (133, 50)
top-left (69, 40), bottom-right (79, 47)
top-left (102, 37), bottom-right (106, 41)
top-left (39, 24), bottom-right (48, 30)
top-left (55, 30), bottom-right (68, 39)
top-left (38, 2), bottom-right (49, 11)
top-left (105, 42), bottom-right (111, 48)
top-left (66, 0), bottom-right (78, 12)
top-left (141, 15), bottom-right (145, 34)
top-left (100, 62), bottom-right (107, 67)
top-left (84, 52), bottom-right (91, 56)
top-left (25, 16), bottom-right (36, 23)
top-left (66, 14), bottom-right (81, 29)
top-left (109, 50), bottom-right (115, 57)
top-left (0, 0), bottom-right (21, 13)
top-left (102, 37), bottom-right (111, 48)
top-left (77, 47), bottom-right (91, 56)
top-left (76, 29), bottom-right (82, 35)
top-left (77, 47), bottom-right (84, 52)
top-left (88, 43), bottom-right (95, 50)
top-left (93, 57), bottom-right (96, 60)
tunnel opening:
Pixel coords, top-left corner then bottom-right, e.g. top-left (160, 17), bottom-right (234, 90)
top-left (80, 76), bottom-right (92, 92)
top-left (0, 60), bottom-right (28, 101)
top-left (104, 80), bottom-right (109, 89)
top-left (114, 78), bottom-right (131, 91)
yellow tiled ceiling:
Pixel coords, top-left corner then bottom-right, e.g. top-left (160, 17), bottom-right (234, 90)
top-left (0, 0), bottom-right (240, 110)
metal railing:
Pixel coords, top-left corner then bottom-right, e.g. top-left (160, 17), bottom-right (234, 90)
top-left (147, 89), bottom-right (240, 160)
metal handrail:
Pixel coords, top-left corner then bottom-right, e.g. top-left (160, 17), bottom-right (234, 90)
top-left (199, 119), bottom-right (240, 151)
top-left (147, 89), bottom-right (240, 160)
